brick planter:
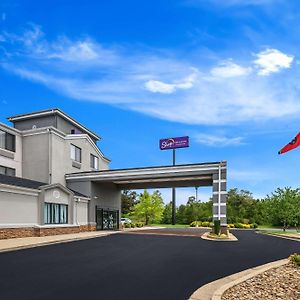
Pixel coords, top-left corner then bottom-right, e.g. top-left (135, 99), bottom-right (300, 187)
top-left (0, 224), bottom-right (97, 239)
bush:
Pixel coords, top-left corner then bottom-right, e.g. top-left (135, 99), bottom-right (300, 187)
top-left (124, 223), bottom-right (131, 228)
top-left (190, 221), bottom-right (201, 227)
top-left (250, 223), bottom-right (258, 229)
top-left (130, 223), bottom-right (136, 228)
top-left (289, 253), bottom-right (300, 266)
top-left (135, 222), bottom-right (144, 228)
top-left (202, 221), bottom-right (211, 227)
top-left (214, 220), bottom-right (221, 235)
top-left (227, 223), bottom-right (235, 228)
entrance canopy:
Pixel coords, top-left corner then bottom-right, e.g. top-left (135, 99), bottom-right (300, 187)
top-left (65, 162), bottom-right (225, 190)
top-left (66, 161), bottom-right (227, 226)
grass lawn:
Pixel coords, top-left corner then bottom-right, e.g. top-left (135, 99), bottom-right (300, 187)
top-left (259, 230), bottom-right (300, 235)
top-left (150, 224), bottom-right (190, 228)
top-left (257, 224), bottom-right (283, 229)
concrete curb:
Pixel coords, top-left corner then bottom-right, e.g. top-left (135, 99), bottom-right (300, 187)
top-left (256, 231), bottom-right (300, 242)
top-left (188, 259), bottom-right (288, 300)
top-left (0, 232), bottom-right (118, 253)
top-left (201, 232), bottom-right (238, 242)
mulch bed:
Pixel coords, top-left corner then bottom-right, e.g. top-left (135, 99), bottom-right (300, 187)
top-left (222, 263), bottom-right (300, 300)
top-left (124, 228), bottom-right (207, 237)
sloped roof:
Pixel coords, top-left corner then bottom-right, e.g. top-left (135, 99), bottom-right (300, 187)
top-left (0, 174), bottom-right (89, 198)
top-left (0, 174), bottom-right (46, 189)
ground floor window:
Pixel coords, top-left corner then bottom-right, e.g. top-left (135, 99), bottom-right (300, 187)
top-left (44, 203), bottom-right (68, 224)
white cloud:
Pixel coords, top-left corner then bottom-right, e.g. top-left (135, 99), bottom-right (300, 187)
top-left (1, 25), bottom-right (300, 126)
top-left (2, 24), bottom-right (119, 65)
top-left (254, 48), bottom-right (294, 76)
top-left (194, 133), bottom-right (244, 147)
top-left (144, 80), bottom-right (176, 94)
top-left (144, 70), bottom-right (198, 94)
top-left (210, 61), bottom-right (251, 78)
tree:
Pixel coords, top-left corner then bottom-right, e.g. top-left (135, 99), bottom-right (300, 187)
top-left (121, 190), bottom-right (138, 215)
top-left (226, 188), bottom-right (258, 224)
top-left (132, 190), bottom-right (164, 225)
top-left (265, 187), bottom-right (300, 230)
top-left (161, 202), bottom-right (172, 224)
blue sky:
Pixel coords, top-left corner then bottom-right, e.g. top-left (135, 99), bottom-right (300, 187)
top-left (1, 0), bottom-right (300, 204)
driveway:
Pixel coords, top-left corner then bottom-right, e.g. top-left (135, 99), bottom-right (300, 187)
top-left (0, 230), bottom-right (299, 300)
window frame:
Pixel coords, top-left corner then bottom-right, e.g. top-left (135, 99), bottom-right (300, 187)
top-left (44, 203), bottom-right (68, 224)
top-left (70, 144), bottom-right (82, 163)
top-left (90, 154), bottom-right (99, 170)
top-left (0, 130), bottom-right (16, 152)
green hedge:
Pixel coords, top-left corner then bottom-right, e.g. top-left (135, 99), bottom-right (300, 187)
top-left (190, 221), bottom-right (212, 227)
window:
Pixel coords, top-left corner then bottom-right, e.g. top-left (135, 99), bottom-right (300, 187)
top-left (0, 130), bottom-right (15, 152)
top-left (90, 154), bottom-right (99, 169)
top-left (0, 165), bottom-right (16, 176)
top-left (70, 144), bottom-right (81, 163)
top-left (44, 203), bottom-right (68, 224)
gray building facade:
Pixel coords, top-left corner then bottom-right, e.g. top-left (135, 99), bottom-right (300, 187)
top-left (0, 108), bottom-right (228, 239)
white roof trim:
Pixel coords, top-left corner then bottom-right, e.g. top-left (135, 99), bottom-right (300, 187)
top-left (21, 126), bottom-right (110, 162)
top-left (0, 122), bottom-right (21, 135)
top-left (0, 183), bottom-right (39, 196)
top-left (8, 109), bottom-right (100, 141)
top-left (66, 163), bottom-right (225, 181)
top-left (66, 134), bottom-right (110, 163)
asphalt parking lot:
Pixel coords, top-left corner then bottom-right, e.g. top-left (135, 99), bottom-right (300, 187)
top-left (0, 230), bottom-right (299, 300)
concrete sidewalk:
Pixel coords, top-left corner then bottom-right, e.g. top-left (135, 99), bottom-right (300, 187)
top-left (0, 226), bottom-right (162, 253)
top-left (0, 231), bottom-right (118, 253)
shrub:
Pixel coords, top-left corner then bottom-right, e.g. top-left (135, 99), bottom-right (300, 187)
top-left (289, 253), bottom-right (300, 266)
top-left (135, 222), bottom-right (144, 228)
top-left (227, 223), bottom-right (235, 228)
top-left (202, 221), bottom-right (211, 227)
top-left (124, 223), bottom-right (131, 228)
top-left (250, 223), bottom-right (258, 229)
top-left (130, 223), bottom-right (136, 228)
top-left (190, 221), bottom-right (201, 227)
top-left (214, 220), bottom-right (221, 235)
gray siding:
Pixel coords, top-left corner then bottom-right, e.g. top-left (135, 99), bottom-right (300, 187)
top-left (56, 115), bottom-right (83, 135)
top-left (89, 182), bottom-right (121, 223)
top-left (51, 134), bottom-right (109, 185)
top-left (56, 116), bottom-right (97, 143)
top-left (13, 115), bottom-right (56, 131)
top-left (22, 133), bottom-right (50, 183)
top-left (0, 191), bottom-right (39, 225)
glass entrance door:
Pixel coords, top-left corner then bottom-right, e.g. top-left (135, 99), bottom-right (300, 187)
top-left (96, 208), bottom-right (119, 230)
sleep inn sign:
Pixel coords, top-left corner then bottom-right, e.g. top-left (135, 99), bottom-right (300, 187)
top-left (159, 136), bottom-right (189, 150)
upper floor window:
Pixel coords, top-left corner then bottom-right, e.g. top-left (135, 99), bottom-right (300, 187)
top-left (90, 154), bottom-right (99, 170)
top-left (0, 165), bottom-right (16, 176)
top-left (70, 144), bottom-right (81, 163)
top-left (0, 130), bottom-right (15, 152)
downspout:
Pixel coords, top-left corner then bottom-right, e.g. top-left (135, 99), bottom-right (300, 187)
top-left (48, 128), bottom-right (52, 184)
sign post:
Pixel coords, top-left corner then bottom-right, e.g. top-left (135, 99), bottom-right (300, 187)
top-left (159, 136), bottom-right (189, 225)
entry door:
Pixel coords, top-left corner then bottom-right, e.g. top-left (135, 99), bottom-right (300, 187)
top-left (96, 208), bottom-right (119, 230)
